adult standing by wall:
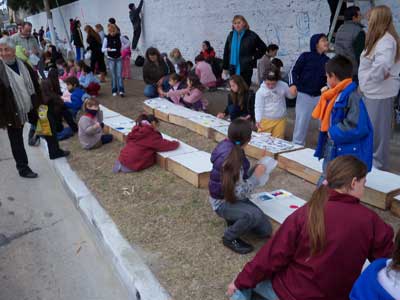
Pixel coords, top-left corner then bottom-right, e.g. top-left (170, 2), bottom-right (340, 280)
top-left (72, 20), bottom-right (84, 62)
top-left (84, 25), bottom-right (106, 82)
top-left (223, 15), bottom-right (267, 87)
top-left (102, 24), bottom-right (125, 97)
top-left (0, 37), bottom-right (41, 178)
top-left (129, 0), bottom-right (144, 50)
top-left (358, 5), bottom-right (400, 171)
top-left (334, 6), bottom-right (365, 80)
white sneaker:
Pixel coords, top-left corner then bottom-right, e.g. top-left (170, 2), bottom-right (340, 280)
top-left (119, 92), bottom-right (125, 97)
top-left (112, 93), bottom-right (117, 97)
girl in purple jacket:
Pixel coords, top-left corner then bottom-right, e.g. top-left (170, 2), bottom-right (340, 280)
top-left (208, 119), bottom-right (272, 255)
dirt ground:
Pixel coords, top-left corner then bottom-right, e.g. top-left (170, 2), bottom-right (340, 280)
top-left (61, 70), bottom-right (400, 300)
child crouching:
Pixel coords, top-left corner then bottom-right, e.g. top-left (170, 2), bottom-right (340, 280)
top-left (78, 98), bottom-right (113, 150)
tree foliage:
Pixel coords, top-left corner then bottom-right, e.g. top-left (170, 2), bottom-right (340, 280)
top-left (8, 0), bottom-right (78, 14)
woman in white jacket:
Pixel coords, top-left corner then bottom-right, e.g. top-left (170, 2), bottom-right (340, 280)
top-left (358, 5), bottom-right (400, 170)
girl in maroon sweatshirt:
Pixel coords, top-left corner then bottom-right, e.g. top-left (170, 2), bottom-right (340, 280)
top-left (113, 114), bottom-right (179, 173)
top-left (227, 155), bottom-right (394, 300)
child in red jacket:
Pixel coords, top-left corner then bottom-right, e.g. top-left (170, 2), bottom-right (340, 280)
top-left (113, 114), bottom-right (179, 173)
top-left (227, 155), bottom-right (393, 300)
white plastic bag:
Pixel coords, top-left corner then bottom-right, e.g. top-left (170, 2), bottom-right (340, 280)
top-left (255, 156), bottom-right (278, 186)
top-left (84, 50), bottom-right (91, 61)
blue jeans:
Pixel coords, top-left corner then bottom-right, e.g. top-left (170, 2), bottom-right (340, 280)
top-left (108, 57), bottom-right (125, 94)
top-left (231, 280), bottom-right (278, 300)
top-left (144, 84), bottom-right (158, 98)
top-left (76, 47), bottom-right (83, 61)
top-left (317, 138), bottom-right (335, 186)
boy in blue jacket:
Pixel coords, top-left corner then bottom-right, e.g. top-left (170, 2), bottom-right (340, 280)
top-left (350, 228), bottom-right (399, 300)
top-left (64, 76), bottom-right (87, 118)
top-left (289, 33), bottom-right (329, 146)
top-left (312, 55), bottom-right (373, 183)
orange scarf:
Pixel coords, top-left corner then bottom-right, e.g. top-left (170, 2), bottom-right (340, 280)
top-left (312, 78), bottom-right (352, 132)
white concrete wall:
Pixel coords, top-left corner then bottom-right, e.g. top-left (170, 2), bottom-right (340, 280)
top-left (26, 0), bottom-right (400, 71)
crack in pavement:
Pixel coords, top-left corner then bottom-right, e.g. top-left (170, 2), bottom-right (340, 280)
top-left (0, 227), bottom-right (42, 248)
top-left (0, 218), bottom-right (64, 248)
top-left (0, 157), bottom-right (14, 163)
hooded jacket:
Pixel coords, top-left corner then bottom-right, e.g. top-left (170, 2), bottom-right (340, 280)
top-left (208, 139), bottom-right (250, 199)
top-left (289, 34), bottom-right (329, 96)
top-left (118, 124), bottom-right (179, 171)
top-left (350, 258), bottom-right (396, 300)
top-left (234, 190), bottom-right (394, 300)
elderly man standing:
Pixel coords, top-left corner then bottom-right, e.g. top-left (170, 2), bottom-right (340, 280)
top-left (12, 21), bottom-right (41, 65)
top-left (0, 37), bottom-right (41, 178)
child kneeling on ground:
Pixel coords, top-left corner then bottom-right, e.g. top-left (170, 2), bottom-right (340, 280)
top-left (227, 155), bottom-right (393, 300)
top-left (78, 98), bottom-right (113, 150)
top-left (113, 114), bottom-right (180, 173)
top-left (180, 73), bottom-right (208, 111)
top-left (312, 55), bottom-right (373, 184)
top-left (208, 119), bottom-right (273, 255)
top-left (64, 76), bottom-right (87, 119)
top-left (350, 227), bottom-right (400, 300)
top-left (255, 66), bottom-right (297, 138)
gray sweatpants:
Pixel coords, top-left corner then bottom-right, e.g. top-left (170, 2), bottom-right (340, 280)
top-left (292, 92), bottom-right (320, 146)
top-left (364, 96), bottom-right (395, 171)
top-left (216, 199), bottom-right (272, 241)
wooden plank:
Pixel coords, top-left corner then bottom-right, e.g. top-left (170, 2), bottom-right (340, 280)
top-left (102, 115), bottom-right (135, 143)
top-left (212, 125), bottom-right (229, 142)
top-left (278, 148), bottom-right (322, 184)
top-left (391, 195), bottom-right (400, 217)
top-left (156, 134), bottom-right (199, 169)
top-left (166, 151), bottom-right (212, 188)
top-left (277, 148), bottom-right (400, 210)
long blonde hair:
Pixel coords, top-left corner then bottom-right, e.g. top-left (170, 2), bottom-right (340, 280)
top-left (365, 5), bottom-right (400, 61)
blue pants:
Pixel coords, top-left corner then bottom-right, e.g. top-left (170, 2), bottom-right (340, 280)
top-left (231, 280), bottom-right (278, 300)
top-left (101, 134), bottom-right (113, 145)
top-left (108, 57), bottom-right (124, 94)
top-left (144, 84), bottom-right (158, 98)
top-left (76, 47), bottom-right (83, 61)
top-left (317, 138), bottom-right (335, 186)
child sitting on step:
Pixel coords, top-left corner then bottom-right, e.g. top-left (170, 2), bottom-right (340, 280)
top-left (78, 98), bottom-right (113, 150)
top-left (180, 73), bottom-right (208, 111)
top-left (208, 118), bottom-right (272, 255)
top-left (255, 65), bottom-right (297, 138)
top-left (113, 114), bottom-right (179, 173)
top-left (161, 73), bottom-right (187, 105)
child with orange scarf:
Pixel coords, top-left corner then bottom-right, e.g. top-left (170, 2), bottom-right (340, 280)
top-left (312, 55), bottom-right (373, 185)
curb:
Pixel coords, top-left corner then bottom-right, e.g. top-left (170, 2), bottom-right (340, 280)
top-left (39, 142), bottom-right (171, 300)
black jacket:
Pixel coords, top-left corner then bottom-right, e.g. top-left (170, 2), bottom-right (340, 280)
top-left (105, 34), bottom-right (122, 59)
top-left (224, 90), bottom-right (255, 121)
top-left (0, 60), bottom-right (40, 128)
top-left (223, 30), bottom-right (267, 73)
top-left (129, 0), bottom-right (144, 28)
top-left (87, 35), bottom-right (102, 55)
top-left (72, 26), bottom-right (84, 48)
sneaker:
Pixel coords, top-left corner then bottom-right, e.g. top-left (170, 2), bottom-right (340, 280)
top-left (119, 92), bottom-right (125, 97)
top-left (222, 237), bottom-right (254, 254)
top-left (112, 93), bottom-right (117, 97)
top-left (19, 168), bottom-right (38, 179)
top-left (50, 150), bottom-right (70, 160)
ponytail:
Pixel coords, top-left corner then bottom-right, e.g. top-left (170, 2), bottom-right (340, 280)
top-left (307, 184), bottom-right (329, 255)
top-left (307, 155), bottom-right (367, 256)
top-left (222, 144), bottom-right (244, 203)
top-left (221, 119), bottom-right (252, 203)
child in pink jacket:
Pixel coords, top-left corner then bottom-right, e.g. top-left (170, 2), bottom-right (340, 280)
top-left (163, 73), bottom-right (187, 104)
top-left (181, 73), bottom-right (208, 111)
top-left (195, 55), bottom-right (217, 88)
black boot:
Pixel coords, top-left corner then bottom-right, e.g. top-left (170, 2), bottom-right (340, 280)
top-left (19, 167), bottom-right (38, 179)
top-left (222, 237), bottom-right (254, 254)
top-left (50, 150), bottom-right (70, 160)
top-left (28, 128), bottom-right (40, 146)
